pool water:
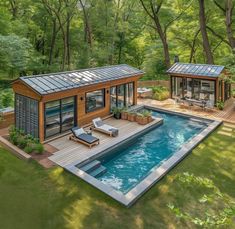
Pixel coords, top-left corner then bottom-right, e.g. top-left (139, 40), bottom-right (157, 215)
top-left (96, 110), bottom-right (209, 193)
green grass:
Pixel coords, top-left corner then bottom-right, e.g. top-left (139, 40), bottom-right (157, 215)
top-left (0, 124), bottom-right (234, 229)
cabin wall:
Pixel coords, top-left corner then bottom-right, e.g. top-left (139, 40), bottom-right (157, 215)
top-left (12, 76), bottom-right (140, 142)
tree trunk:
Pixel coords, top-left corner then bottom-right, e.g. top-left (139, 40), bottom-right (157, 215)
top-left (154, 17), bottom-right (171, 68)
top-left (198, 0), bottom-right (214, 64)
top-left (66, 12), bottom-right (71, 69)
top-left (225, 0), bottom-right (235, 51)
top-left (49, 19), bottom-right (57, 65)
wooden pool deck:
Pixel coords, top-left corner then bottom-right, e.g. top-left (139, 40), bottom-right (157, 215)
top-left (48, 117), bottom-right (163, 168)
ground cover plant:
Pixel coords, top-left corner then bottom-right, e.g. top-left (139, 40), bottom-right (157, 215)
top-left (9, 125), bottom-right (44, 154)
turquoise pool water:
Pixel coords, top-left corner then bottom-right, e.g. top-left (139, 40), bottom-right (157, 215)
top-left (95, 110), bottom-right (210, 193)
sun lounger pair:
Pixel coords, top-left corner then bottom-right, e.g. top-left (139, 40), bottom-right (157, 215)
top-left (69, 117), bottom-right (119, 148)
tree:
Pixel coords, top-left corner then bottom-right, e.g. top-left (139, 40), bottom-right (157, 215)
top-left (0, 35), bottom-right (33, 77)
top-left (198, 0), bottom-right (214, 64)
top-left (214, 0), bottom-right (235, 53)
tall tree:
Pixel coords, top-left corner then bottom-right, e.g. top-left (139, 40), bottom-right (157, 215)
top-left (198, 0), bottom-right (214, 64)
top-left (214, 0), bottom-right (235, 52)
top-left (139, 0), bottom-right (170, 68)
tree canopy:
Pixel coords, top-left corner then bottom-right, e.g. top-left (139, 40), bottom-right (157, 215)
top-left (0, 0), bottom-right (234, 79)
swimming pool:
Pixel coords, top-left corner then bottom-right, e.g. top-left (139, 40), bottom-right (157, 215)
top-left (90, 109), bottom-right (210, 193)
top-left (70, 106), bottom-right (221, 206)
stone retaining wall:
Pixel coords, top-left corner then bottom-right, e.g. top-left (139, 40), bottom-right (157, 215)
top-left (0, 136), bottom-right (31, 161)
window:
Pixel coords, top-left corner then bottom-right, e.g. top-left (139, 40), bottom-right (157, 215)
top-left (86, 89), bottom-right (105, 113)
top-left (110, 82), bottom-right (134, 109)
top-left (15, 94), bottom-right (39, 138)
top-left (45, 96), bottom-right (75, 138)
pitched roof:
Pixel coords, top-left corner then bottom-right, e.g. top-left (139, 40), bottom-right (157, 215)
top-left (19, 64), bottom-right (144, 95)
top-left (167, 62), bottom-right (224, 78)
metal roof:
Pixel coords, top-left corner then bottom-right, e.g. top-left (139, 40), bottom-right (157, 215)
top-left (19, 64), bottom-right (144, 95)
top-left (167, 62), bottom-right (224, 78)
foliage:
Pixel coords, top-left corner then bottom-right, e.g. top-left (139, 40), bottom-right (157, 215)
top-left (140, 109), bottom-right (152, 117)
top-left (151, 86), bottom-right (170, 101)
top-left (0, 89), bottom-right (14, 108)
top-left (9, 126), bottom-right (43, 154)
top-left (0, 0), bottom-right (234, 79)
top-left (168, 173), bottom-right (235, 228)
top-left (216, 100), bottom-right (225, 110)
top-left (0, 35), bottom-right (34, 77)
top-left (33, 144), bottom-right (44, 154)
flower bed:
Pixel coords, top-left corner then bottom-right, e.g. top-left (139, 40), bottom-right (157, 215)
top-left (9, 126), bottom-right (44, 154)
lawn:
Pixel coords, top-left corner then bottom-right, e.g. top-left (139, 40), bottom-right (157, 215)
top-left (0, 124), bottom-right (234, 229)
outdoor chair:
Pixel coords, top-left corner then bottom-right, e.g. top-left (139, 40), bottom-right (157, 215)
top-left (92, 117), bottom-right (119, 137)
top-left (69, 126), bottom-right (100, 148)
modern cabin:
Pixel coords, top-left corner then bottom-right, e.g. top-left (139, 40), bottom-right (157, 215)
top-left (167, 62), bottom-right (231, 107)
top-left (12, 64), bottom-right (144, 142)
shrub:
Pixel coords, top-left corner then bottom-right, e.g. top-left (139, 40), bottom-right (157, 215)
top-left (33, 144), bottom-right (44, 154)
top-left (151, 86), bottom-right (169, 101)
top-left (216, 100), bottom-right (224, 110)
top-left (24, 145), bottom-right (33, 154)
top-left (8, 126), bottom-right (44, 154)
top-left (17, 136), bottom-right (27, 149)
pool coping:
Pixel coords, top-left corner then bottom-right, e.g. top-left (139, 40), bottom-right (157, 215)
top-left (65, 106), bottom-right (222, 207)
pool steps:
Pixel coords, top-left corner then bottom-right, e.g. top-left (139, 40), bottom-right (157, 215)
top-left (90, 165), bottom-right (107, 178)
top-left (80, 160), bottom-right (101, 173)
top-left (79, 160), bottom-right (107, 178)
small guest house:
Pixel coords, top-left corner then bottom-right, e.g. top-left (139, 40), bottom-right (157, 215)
top-left (167, 62), bottom-right (231, 107)
top-left (12, 65), bottom-right (144, 142)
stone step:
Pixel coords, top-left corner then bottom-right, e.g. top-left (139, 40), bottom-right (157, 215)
top-left (221, 127), bottom-right (233, 132)
top-left (79, 160), bottom-right (101, 173)
top-left (217, 131), bottom-right (232, 137)
top-left (89, 165), bottom-right (107, 178)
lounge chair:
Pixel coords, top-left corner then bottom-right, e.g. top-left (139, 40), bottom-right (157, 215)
top-left (92, 117), bottom-right (119, 137)
top-left (69, 126), bottom-right (99, 148)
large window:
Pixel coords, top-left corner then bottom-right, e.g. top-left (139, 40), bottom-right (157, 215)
top-left (111, 82), bottom-right (134, 109)
top-left (45, 96), bottom-right (75, 138)
top-left (86, 89), bottom-right (105, 113)
top-left (15, 94), bottom-right (39, 138)
top-left (172, 76), bottom-right (216, 107)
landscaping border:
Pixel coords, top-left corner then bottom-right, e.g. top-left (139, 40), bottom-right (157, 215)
top-left (0, 136), bottom-right (31, 161)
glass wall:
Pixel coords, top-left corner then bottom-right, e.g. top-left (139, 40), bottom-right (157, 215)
top-left (110, 82), bottom-right (134, 109)
top-left (110, 86), bottom-right (117, 109)
top-left (45, 96), bottom-right (75, 138)
top-left (86, 89), bottom-right (105, 113)
top-left (172, 76), bottom-right (216, 107)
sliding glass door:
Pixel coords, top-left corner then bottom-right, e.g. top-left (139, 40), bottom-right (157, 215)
top-left (45, 96), bottom-right (75, 138)
top-left (110, 82), bottom-right (134, 109)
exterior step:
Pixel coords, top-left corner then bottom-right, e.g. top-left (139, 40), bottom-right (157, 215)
top-left (79, 160), bottom-right (101, 173)
top-left (89, 165), bottom-right (107, 178)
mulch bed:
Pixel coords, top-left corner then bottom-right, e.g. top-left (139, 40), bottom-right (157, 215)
top-left (1, 134), bottom-right (56, 169)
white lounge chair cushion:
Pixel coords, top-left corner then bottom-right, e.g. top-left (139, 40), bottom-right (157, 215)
top-left (93, 117), bottom-right (104, 128)
top-left (98, 124), bottom-right (118, 132)
top-left (74, 128), bottom-right (85, 136)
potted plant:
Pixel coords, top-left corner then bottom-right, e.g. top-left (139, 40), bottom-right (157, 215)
top-left (142, 110), bottom-right (153, 123)
top-left (136, 112), bottom-right (143, 124)
top-left (121, 107), bottom-right (128, 120)
top-left (216, 100), bottom-right (224, 110)
top-left (111, 107), bottom-right (122, 119)
top-left (127, 111), bottom-right (136, 122)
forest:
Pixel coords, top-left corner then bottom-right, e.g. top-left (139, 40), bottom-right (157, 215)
top-left (0, 0), bottom-right (234, 81)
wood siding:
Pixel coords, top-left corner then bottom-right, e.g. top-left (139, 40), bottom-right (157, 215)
top-left (12, 75), bottom-right (141, 142)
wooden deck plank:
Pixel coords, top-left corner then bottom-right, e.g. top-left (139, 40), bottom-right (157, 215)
top-left (48, 118), bottom-right (162, 167)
